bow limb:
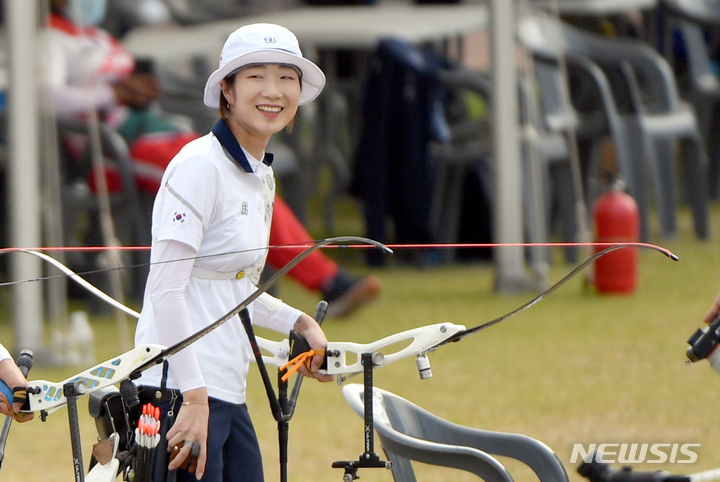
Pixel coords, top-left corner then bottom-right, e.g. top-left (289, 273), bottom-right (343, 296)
top-left (129, 236), bottom-right (391, 378)
top-left (13, 249), bottom-right (141, 319)
top-left (436, 243), bottom-right (678, 347)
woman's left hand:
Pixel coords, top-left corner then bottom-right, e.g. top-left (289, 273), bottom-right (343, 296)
top-left (293, 314), bottom-right (334, 383)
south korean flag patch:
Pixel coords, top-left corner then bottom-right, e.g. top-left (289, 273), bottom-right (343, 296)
top-left (173, 212), bottom-right (187, 224)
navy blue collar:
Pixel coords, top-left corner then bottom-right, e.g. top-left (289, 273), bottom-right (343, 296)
top-left (211, 119), bottom-right (274, 173)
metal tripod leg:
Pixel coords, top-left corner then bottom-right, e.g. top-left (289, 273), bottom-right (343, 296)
top-left (64, 380), bottom-right (88, 482)
top-left (332, 352), bottom-right (392, 481)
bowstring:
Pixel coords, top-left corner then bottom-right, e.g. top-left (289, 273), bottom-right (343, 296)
top-left (0, 241), bottom-right (678, 291)
top-left (0, 242), bottom-right (330, 288)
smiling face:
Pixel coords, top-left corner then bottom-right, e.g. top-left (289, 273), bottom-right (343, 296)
top-left (220, 63), bottom-right (301, 158)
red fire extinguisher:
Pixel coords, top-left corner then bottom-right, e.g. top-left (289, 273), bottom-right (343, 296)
top-left (592, 181), bottom-right (639, 294)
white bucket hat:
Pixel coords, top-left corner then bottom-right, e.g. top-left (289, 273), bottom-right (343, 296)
top-left (203, 23), bottom-right (326, 108)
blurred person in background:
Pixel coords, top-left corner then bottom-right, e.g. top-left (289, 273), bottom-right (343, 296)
top-left (41, 0), bottom-right (381, 318)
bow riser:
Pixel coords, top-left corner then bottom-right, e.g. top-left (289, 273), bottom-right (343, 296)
top-left (23, 344), bottom-right (164, 413)
top-left (322, 322), bottom-right (465, 377)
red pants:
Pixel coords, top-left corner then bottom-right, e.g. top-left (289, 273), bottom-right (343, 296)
top-left (268, 197), bottom-right (338, 291)
top-left (128, 134), bottom-right (338, 291)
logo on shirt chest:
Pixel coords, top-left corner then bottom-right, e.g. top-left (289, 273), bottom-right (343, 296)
top-left (240, 201), bottom-right (249, 216)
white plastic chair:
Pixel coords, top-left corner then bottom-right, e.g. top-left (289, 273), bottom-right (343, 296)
top-left (662, 0), bottom-right (720, 199)
top-left (520, 12), bottom-right (709, 242)
top-left (342, 384), bottom-right (569, 482)
top-left (56, 117), bottom-right (151, 299)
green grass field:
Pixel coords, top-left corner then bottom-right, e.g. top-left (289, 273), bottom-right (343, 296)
top-left (2, 200), bottom-right (720, 482)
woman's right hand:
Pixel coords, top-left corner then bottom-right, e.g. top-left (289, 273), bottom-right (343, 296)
top-left (166, 387), bottom-right (209, 480)
top-left (704, 291), bottom-right (720, 324)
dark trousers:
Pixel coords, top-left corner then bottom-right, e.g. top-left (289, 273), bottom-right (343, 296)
top-left (147, 392), bottom-right (264, 482)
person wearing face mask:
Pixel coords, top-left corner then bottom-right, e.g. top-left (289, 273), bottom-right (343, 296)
top-left (41, 0), bottom-right (198, 195)
top-left (41, 0), bottom-right (382, 319)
